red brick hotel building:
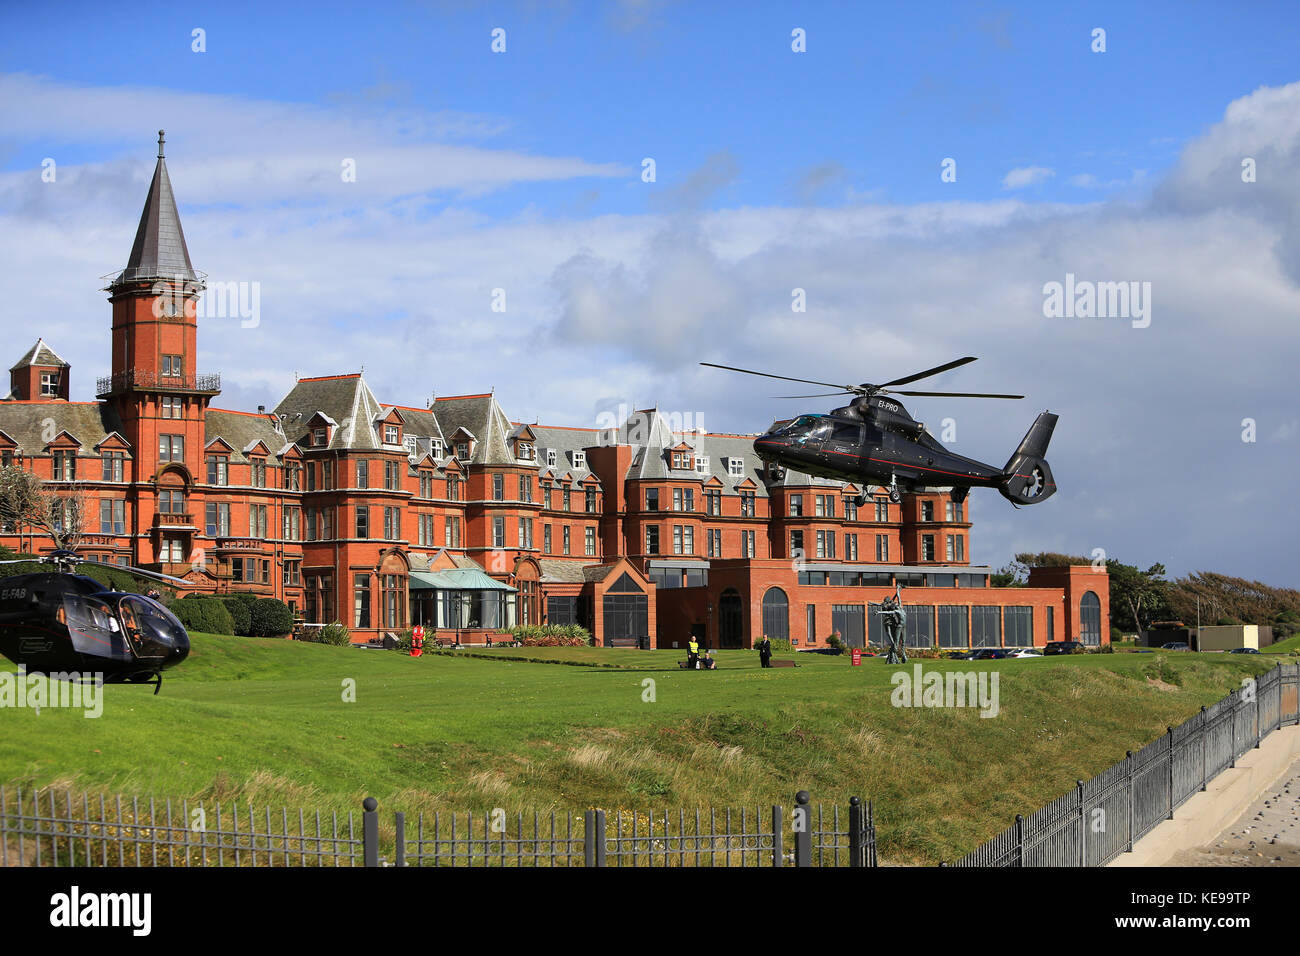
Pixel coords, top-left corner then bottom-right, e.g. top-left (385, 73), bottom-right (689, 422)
top-left (0, 138), bottom-right (1109, 650)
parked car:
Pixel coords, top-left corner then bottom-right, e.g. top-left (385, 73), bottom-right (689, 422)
top-left (943, 650), bottom-right (975, 660)
top-left (1043, 641), bottom-right (1087, 655)
top-left (1009, 648), bottom-right (1044, 658)
top-left (1228, 647), bottom-right (1260, 655)
top-left (1161, 641), bottom-right (1191, 651)
top-left (969, 648), bottom-right (1012, 660)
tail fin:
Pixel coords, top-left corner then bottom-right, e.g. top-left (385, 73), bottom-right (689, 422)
top-left (999, 412), bottom-right (1058, 505)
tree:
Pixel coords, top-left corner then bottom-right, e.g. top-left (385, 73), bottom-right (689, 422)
top-left (1105, 559), bottom-right (1170, 633)
top-left (0, 465), bottom-right (89, 551)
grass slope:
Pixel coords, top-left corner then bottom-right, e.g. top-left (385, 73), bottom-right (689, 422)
top-left (0, 636), bottom-right (1276, 864)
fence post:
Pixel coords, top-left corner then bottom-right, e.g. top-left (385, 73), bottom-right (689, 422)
top-left (1167, 726), bottom-right (1175, 820)
top-left (869, 800), bottom-right (877, 867)
top-left (1255, 679), bottom-right (1262, 748)
top-left (595, 809), bottom-right (607, 867)
top-left (849, 796), bottom-right (863, 868)
top-left (1200, 706), bottom-right (1208, 792)
top-left (394, 811), bottom-right (406, 867)
top-left (771, 803), bottom-right (784, 867)
top-left (584, 810), bottom-right (595, 867)
top-left (362, 797), bottom-right (379, 867)
top-left (1015, 814), bottom-right (1024, 867)
top-left (1229, 691), bottom-right (1237, 769)
top-left (1125, 752), bottom-right (1134, 853)
top-left (1076, 780), bottom-right (1086, 867)
top-left (793, 790), bottom-right (811, 868)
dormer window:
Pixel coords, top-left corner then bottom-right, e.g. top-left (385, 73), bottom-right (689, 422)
top-left (671, 451), bottom-right (692, 470)
top-left (456, 441), bottom-right (469, 460)
top-left (517, 441), bottom-right (534, 461)
top-left (727, 457), bottom-right (744, 478)
top-left (40, 372), bottom-right (59, 397)
top-left (695, 456), bottom-right (710, 474)
top-left (404, 435), bottom-right (418, 457)
top-left (313, 427), bottom-right (327, 447)
top-left (572, 450), bottom-right (586, 470)
top-left (546, 449), bottom-right (557, 467)
top-left (431, 439), bottom-right (444, 459)
top-left (384, 424), bottom-right (400, 445)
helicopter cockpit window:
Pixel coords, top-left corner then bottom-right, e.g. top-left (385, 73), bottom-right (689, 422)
top-left (62, 594), bottom-right (121, 649)
top-left (116, 595), bottom-right (187, 659)
top-left (791, 417), bottom-right (832, 444)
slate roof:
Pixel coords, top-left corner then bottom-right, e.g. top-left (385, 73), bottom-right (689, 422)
top-left (272, 374), bottom-right (387, 451)
top-left (114, 138), bottom-right (198, 285)
top-left (530, 425), bottom-right (600, 486)
top-left (0, 401), bottom-right (125, 455)
top-left (430, 394), bottom-right (516, 465)
top-left (537, 558), bottom-right (594, 584)
top-left (10, 338), bottom-right (68, 372)
top-left (204, 409), bottom-right (291, 464)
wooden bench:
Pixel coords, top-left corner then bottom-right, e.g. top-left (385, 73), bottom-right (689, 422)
top-left (769, 659), bottom-right (797, 668)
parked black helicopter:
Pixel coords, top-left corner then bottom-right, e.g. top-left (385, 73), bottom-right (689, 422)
top-left (701, 357), bottom-right (1057, 507)
top-left (0, 550), bottom-right (190, 694)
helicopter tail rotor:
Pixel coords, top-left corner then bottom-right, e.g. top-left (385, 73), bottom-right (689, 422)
top-left (999, 412), bottom-right (1059, 505)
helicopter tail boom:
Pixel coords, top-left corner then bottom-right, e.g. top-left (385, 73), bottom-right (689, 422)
top-left (999, 412), bottom-right (1058, 504)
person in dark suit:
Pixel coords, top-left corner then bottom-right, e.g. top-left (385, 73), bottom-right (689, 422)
top-left (758, 635), bottom-right (772, 668)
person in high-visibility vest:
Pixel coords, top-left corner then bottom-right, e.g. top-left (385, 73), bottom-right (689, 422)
top-left (411, 625), bottom-right (424, 658)
top-left (687, 636), bottom-right (700, 669)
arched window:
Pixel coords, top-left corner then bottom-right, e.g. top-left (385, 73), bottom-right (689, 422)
top-left (1079, 591), bottom-right (1101, 645)
top-left (762, 587), bottom-right (789, 642)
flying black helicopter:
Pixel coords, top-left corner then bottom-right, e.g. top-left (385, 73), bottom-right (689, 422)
top-left (701, 356), bottom-right (1057, 507)
top-left (0, 550), bottom-right (191, 694)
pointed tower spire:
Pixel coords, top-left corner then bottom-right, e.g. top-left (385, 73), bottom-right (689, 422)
top-left (114, 129), bottom-right (197, 284)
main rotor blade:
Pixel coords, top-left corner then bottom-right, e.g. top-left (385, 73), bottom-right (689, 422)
top-left (122, 565), bottom-right (192, 587)
top-left (700, 362), bottom-right (856, 392)
top-left (879, 356), bottom-right (977, 389)
top-left (773, 391), bottom-right (856, 399)
top-left (887, 389), bottom-right (1024, 399)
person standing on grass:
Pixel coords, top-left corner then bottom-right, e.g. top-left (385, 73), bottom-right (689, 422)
top-left (758, 635), bottom-right (772, 668)
top-left (688, 635), bottom-right (700, 669)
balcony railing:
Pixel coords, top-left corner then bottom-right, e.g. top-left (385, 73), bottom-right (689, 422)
top-left (214, 537), bottom-right (266, 551)
top-left (96, 369), bottom-right (221, 397)
top-left (152, 513), bottom-right (196, 529)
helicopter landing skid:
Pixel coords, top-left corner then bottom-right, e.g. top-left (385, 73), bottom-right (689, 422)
top-left (887, 474), bottom-right (901, 504)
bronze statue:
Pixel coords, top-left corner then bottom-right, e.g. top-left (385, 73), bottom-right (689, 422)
top-left (877, 585), bottom-right (907, 664)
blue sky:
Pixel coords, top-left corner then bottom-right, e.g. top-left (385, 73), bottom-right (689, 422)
top-left (1, 1), bottom-right (1298, 585)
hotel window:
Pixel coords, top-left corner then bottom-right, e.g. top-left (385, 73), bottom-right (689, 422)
top-left (673, 526), bottom-right (683, 555)
top-left (158, 489), bottom-right (185, 514)
top-left (922, 500), bottom-right (934, 521)
top-left (320, 507), bottom-right (334, 539)
top-left (816, 530), bottom-right (835, 559)
top-left (875, 534), bottom-right (889, 561)
top-left (493, 517), bottom-right (505, 548)
top-left (161, 396), bottom-right (183, 419)
top-left (517, 441), bottom-right (534, 461)
top-left (585, 526), bottom-right (596, 556)
top-left (404, 436), bottom-right (418, 458)
top-left (673, 488), bottom-right (682, 511)
top-left (948, 500), bottom-right (964, 522)
top-left (49, 450), bottom-right (75, 481)
top-left (356, 506), bottom-right (369, 539)
top-left (520, 475), bottom-right (533, 503)
top-left (742, 530), bottom-right (755, 558)
top-left (99, 499), bottom-right (125, 535)
top-left (875, 501), bottom-right (889, 522)
top-left (101, 451), bottom-right (125, 482)
top-left (816, 495), bottom-right (834, 517)
top-left (844, 498), bottom-right (857, 521)
top-left (790, 530), bottom-right (804, 556)
top-left (445, 516), bottom-right (461, 548)
top-left (206, 455), bottom-right (228, 486)
top-left (493, 473), bottom-right (504, 501)
top-left (922, 535), bottom-right (935, 561)
top-left (789, 494), bottom-right (803, 517)
top-left (205, 502), bottom-right (230, 537)
top-left (40, 372), bottom-right (59, 397)
top-left (544, 525), bottom-right (552, 554)
top-left (160, 537), bottom-right (184, 564)
top-left (740, 492), bottom-right (755, 517)
top-left (382, 575), bottom-right (402, 628)
top-left (727, 458), bottom-right (744, 477)
top-left (672, 451), bottom-right (691, 470)
top-left (546, 449), bottom-right (557, 467)
top-left (543, 485), bottom-right (553, 510)
top-left (518, 517), bottom-right (534, 549)
top-left (384, 507), bottom-right (400, 540)
top-left (946, 535), bottom-right (964, 562)
top-left (562, 489), bottom-right (571, 512)
top-left (321, 460), bottom-right (334, 490)
top-left (447, 476), bottom-right (460, 501)
top-left (585, 488), bottom-right (596, 513)
top-left (695, 456), bottom-right (710, 474)
top-left (645, 488), bottom-right (659, 511)
top-left (645, 525), bottom-right (659, 555)
top-left (419, 472), bottom-right (432, 498)
top-left (707, 528), bottom-right (722, 557)
top-left (161, 354), bottom-right (183, 377)
top-left (418, 513), bottom-right (435, 547)
top-left (431, 439), bottom-right (444, 459)
top-left (356, 459), bottom-right (369, 488)
top-left (251, 459), bottom-right (267, 488)
top-left (283, 560), bottom-right (301, 587)
top-left (456, 441), bottom-right (469, 459)
top-left (383, 460), bottom-right (399, 490)
top-left (283, 507), bottom-right (301, 540)
top-left (248, 505), bottom-right (268, 538)
top-left (845, 533), bottom-right (858, 561)
top-left (384, 424), bottom-right (400, 445)
top-left (562, 525), bottom-right (571, 555)
top-left (286, 462), bottom-right (302, 491)
top-left (313, 428), bottom-right (327, 447)
top-left (705, 491), bottom-right (721, 515)
top-left (572, 451), bottom-right (586, 470)
top-left (354, 574), bottom-right (371, 629)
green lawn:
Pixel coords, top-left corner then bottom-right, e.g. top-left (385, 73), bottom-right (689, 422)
top-left (0, 637), bottom-right (1277, 864)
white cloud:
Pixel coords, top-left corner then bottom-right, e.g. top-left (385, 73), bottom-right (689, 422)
top-left (1002, 166), bottom-right (1055, 189)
